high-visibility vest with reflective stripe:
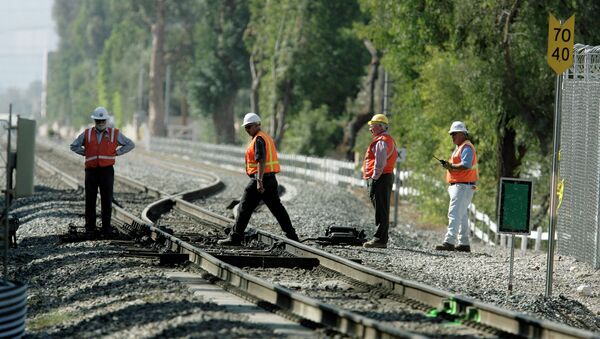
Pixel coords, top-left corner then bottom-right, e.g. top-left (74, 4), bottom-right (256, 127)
top-left (362, 133), bottom-right (397, 179)
top-left (84, 127), bottom-right (118, 169)
top-left (446, 140), bottom-right (478, 183)
top-left (246, 131), bottom-right (280, 175)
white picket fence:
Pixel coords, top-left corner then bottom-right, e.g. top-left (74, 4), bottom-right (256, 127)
top-left (149, 136), bottom-right (547, 251)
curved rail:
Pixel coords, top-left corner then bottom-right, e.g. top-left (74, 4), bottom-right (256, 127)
top-left (37, 157), bottom-right (599, 339)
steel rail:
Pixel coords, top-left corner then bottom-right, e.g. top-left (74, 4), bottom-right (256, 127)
top-left (37, 157), bottom-right (423, 338)
top-left (37, 157), bottom-right (163, 197)
top-left (257, 232), bottom-right (599, 339)
top-left (135, 210), bottom-right (424, 338)
top-left (36, 158), bottom-right (81, 190)
top-left (38, 157), bottom-right (599, 339)
top-left (136, 181), bottom-right (600, 338)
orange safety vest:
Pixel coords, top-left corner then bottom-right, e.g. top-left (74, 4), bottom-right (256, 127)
top-left (363, 133), bottom-right (397, 179)
top-left (446, 140), bottom-right (478, 183)
top-left (246, 130), bottom-right (280, 175)
top-left (84, 127), bottom-right (118, 169)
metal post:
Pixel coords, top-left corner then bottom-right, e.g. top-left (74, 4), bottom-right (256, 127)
top-left (382, 71), bottom-right (389, 115)
top-left (508, 234), bottom-right (515, 294)
top-left (4, 105), bottom-right (12, 280)
top-left (41, 49), bottom-right (48, 119)
top-left (137, 66), bottom-right (144, 112)
top-left (545, 74), bottom-right (563, 297)
top-left (486, 217), bottom-right (490, 246)
top-left (164, 65), bottom-right (171, 126)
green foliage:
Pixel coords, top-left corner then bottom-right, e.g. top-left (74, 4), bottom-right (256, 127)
top-left (45, 0), bottom-right (600, 236)
top-left (48, 0), bottom-right (115, 126)
top-left (112, 91), bottom-right (122, 127)
top-left (96, 20), bottom-right (147, 125)
top-left (357, 0), bottom-right (600, 227)
top-left (188, 0), bottom-right (250, 116)
top-left (247, 0), bottom-right (367, 129)
top-left (48, 0), bottom-right (191, 128)
top-left (48, 0), bottom-right (367, 144)
top-left (280, 103), bottom-right (343, 156)
top-left (291, 1), bottom-right (368, 115)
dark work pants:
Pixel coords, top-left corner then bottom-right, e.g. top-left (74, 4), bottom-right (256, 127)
top-left (85, 166), bottom-right (114, 232)
top-left (232, 175), bottom-right (297, 239)
top-left (369, 173), bottom-right (394, 243)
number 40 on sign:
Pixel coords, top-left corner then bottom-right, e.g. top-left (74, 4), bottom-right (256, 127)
top-left (547, 14), bottom-right (575, 75)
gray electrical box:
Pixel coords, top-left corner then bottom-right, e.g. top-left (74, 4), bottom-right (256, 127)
top-left (15, 117), bottom-right (35, 198)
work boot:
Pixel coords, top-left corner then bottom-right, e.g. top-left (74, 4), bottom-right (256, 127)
top-left (455, 244), bottom-right (471, 252)
top-left (217, 234), bottom-right (242, 246)
top-left (363, 239), bottom-right (387, 248)
top-left (435, 242), bottom-right (454, 251)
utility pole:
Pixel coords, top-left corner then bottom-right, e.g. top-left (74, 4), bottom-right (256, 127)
top-left (163, 65), bottom-right (171, 127)
top-left (382, 70), bottom-right (389, 116)
top-left (137, 67), bottom-right (144, 112)
top-left (40, 50), bottom-right (48, 119)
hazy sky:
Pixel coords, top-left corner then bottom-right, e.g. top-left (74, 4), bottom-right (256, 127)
top-left (0, 0), bottom-right (58, 91)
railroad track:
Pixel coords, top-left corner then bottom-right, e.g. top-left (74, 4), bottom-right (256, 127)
top-left (35, 145), bottom-right (599, 339)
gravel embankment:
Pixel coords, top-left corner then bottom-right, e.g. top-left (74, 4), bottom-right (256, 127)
top-left (148, 152), bottom-right (600, 333)
top-left (7, 143), bottom-right (600, 337)
top-left (8, 155), bottom-right (289, 338)
top-left (128, 149), bottom-right (600, 333)
top-left (243, 178), bottom-right (600, 332)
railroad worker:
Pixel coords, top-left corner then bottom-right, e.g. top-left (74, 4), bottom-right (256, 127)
top-left (435, 121), bottom-right (478, 252)
top-left (362, 114), bottom-right (397, 249)
top-left (70, 107), bottom-right (135, 236)
top-left (218, 112), bottom-right (300, 245)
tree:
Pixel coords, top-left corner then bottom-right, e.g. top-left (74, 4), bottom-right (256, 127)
top-left (148, 0), bottom-right (166, 136)
top-left (247, 0), bottom-right (367, 147)
top-left (189, 0), bottom-right (250, 144)
top-left (341, 39), bottom-right (382, 161)
top-left (356, 0), bottom-right (600, 224)
top-left (48, 0), bottom-right (113, 127)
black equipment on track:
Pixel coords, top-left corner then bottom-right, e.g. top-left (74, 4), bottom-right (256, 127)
top-left (314, 226), bottom-right (366, 246)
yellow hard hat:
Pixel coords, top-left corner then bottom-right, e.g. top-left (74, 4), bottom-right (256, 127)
top-left (368, 114), bottom-right (388, 125)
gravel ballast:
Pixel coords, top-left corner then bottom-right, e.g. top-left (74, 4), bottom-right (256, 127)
top-left (6, 143), bottom-right (600, 336)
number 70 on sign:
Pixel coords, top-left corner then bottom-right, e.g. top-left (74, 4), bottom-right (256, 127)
top-left (547, 14), bottom-right (575, 75)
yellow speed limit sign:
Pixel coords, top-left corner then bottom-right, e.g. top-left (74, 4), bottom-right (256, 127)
top-left (547, 14), bottom-right (575, 74)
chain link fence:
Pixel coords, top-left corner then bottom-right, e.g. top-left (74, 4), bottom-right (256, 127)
top-left (558, 43), bottom-right (600, 269)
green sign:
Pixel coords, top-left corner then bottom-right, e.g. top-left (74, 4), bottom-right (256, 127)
top-left (498, 178), bottom-right (533, 234)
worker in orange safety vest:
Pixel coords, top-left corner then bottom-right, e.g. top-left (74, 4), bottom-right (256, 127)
top-left (362, 114), bottom-right (397, 248)
top-left (217, 113), bottom-right (299, 246)
top-left (70, 107), bottom-right (135, 236)
top-left (435, 121), bottom-right (478, 253)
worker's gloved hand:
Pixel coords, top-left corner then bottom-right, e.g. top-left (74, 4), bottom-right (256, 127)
top-left (366, 178), bottom-right (374, 187)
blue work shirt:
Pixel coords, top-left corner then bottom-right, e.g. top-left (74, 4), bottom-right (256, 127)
top-left (456, 144), bottom-right (474, 168)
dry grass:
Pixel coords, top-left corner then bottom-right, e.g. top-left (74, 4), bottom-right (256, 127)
top-left (28, 311), bottom-right (79, 331)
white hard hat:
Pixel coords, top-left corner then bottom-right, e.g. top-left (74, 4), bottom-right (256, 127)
top-left (448, 121), bottom-right (468, 134)
top-left (242, 112), bottom-right (261, 127)
top-left (91, 107), bottom-right (108, 120)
